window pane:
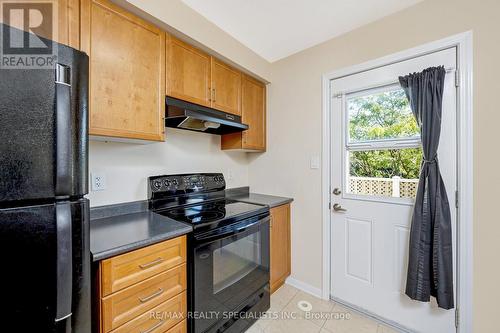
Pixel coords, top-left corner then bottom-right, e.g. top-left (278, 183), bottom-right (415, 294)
top-left (347, 148), bottom-right (422, 199)
top-left (348, 88), bottom-right (419, 143)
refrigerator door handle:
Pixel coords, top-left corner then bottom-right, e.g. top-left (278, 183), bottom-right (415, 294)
top-left (55, 64), bottom-right (72, 197)
top-left (55, 201), bottom-right (73, 323)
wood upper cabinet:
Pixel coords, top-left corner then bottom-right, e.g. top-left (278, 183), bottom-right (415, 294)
top-left (58, 0), bottom-right (80, 48)
top-left (166, 35), bottom-right (211, 107)
top-left (211, 58), bottom-right (241, 115)
top-left (81, 0), bottom-right (166, 141)
top-left (165, 37), bottom-right (243, 116)
top-left (0, 0), bottom-right (79, 48)
top-left (270, 204), bottom-right (291, 293)
top-left (221, 74), bottom-right (266, 151)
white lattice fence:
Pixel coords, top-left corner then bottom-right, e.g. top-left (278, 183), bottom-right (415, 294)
top-left (348, 176), bottom-right (419, 198)
top-left (399, 179), bottom-right (419, 198)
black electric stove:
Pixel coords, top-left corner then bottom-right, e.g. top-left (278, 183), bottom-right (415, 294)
top-left (148, 173), bottom-right (270, 333)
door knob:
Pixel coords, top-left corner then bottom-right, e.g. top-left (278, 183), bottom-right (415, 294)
top-left (333, 188), bottom-right (342, 195)
top-left (332, 204), bottom-right (347, 212)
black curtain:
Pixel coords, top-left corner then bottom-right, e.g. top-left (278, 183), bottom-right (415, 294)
top-left (399, 66), bottom-right (454, 310)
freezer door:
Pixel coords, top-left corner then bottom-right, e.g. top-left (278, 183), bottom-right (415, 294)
top-left (0, 23), bottom-right (89, 203)
top-left (0, 198), bottom-right (90, 333)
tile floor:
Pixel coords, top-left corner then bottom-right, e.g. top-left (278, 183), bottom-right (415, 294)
top-left (248, 284), bottom-right (399, 333)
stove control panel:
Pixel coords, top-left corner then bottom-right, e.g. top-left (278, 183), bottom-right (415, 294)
top-left (148, 173), bottom-right (226, 198)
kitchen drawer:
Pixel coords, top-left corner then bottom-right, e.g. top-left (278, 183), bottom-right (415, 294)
top-left (109, 292), bottom-right (187, 333)
top-left (101, 236), bottom-right (186, 296)
top-left (102, 264), bottom-right (187, 332)
top-left (165, 320), bottom-right (187, 333)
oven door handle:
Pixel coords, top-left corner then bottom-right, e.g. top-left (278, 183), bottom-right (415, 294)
top-left (195, 215), bottom-right (269, 242)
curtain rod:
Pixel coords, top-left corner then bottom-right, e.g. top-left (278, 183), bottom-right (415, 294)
top-left (333, 67), bottom-right (456, 98)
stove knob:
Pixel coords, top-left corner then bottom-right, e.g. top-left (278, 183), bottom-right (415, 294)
top-left (164, 179), bottom-right (171, 187)
top-left (172, 179), bottom-right (178, 186)
top-left (153, 180), bottom-right (162, 190)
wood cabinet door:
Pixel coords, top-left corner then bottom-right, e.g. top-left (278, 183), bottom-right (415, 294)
top-left (58, 0), bottom-right (80, 48)
top-left (81, 0), bottom-right (165, 141)
top-left (211, 58), bottom-right (241, 115)
top-left (166, 35), bottom-right (211, 107)
top-left (270, 204), bottom-right (291, 293)
top-left (241, 74), bottom-right (266, 150)
top-left (220, 74), bottom-right (266, 151)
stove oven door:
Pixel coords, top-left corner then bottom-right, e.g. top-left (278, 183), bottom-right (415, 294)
top-left (192, 213), bottom-right (270, 333)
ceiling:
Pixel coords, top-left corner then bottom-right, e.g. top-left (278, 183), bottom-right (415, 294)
top-left (181, 0), bottom-right (422, 62)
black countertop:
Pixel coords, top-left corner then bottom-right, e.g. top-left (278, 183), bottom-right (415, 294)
top-left (90, 202), bottom-right (192, 262)
top-left (89, 189), bottom-right (292, 262)
top-left (226, 187), bottom-right (294, 208)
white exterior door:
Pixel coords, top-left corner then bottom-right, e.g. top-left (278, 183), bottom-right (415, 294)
top-left (330, 48), bottom-right (457, 333)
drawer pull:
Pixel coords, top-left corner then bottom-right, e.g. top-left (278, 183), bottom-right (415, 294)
top-left (140, 319), bottom-right (165, 333)
top-left (139, 257), bottom-right (164, 269)
top-left (138, 288), bottom-right (164, 303)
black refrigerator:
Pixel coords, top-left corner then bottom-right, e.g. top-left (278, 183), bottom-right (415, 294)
top-left (0, 24), bottom-right (90, 332)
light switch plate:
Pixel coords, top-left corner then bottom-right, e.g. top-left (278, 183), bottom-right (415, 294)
top-left (310, 156), bottom-right (320, 169)
top-left (91, 172), bottom-right (106, 191)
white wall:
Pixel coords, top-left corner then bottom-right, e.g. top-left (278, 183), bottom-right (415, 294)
top-left (88, 129), bottom-right (249, 206)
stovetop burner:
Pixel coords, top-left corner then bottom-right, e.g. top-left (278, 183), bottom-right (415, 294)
top-left (156, 199), bottom-right (267, 226)
top-left (165, 205), bottom-right (226, 224)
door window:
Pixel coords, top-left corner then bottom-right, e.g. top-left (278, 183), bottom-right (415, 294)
top-left (344, 85), bottom-right (422, 200)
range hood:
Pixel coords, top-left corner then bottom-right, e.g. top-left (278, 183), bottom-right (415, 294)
top-left (165, 96), bottom-right (248, 135)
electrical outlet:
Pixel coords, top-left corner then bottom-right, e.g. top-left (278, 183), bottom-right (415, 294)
top-left (226, 170), bottom-right (234, 181)
top-left (91, 172), bottom-right (106, 191)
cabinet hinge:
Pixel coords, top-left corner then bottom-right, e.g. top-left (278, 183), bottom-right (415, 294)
top-left (455, 190), bottom-right (459, 208)
top-left (455, 308), bottom-right (460, 328)
top-left (455, 69), bottom-right (460, 87)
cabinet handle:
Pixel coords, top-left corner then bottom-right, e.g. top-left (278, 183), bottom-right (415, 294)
top-left (208, 87), bottom-right (211, 102)
top-left (140, 319), bottom-right (165, 333)
top-left (213, 88), bottom-right (216, 102)
top-left (139, 257), bottom-right (164, 269)
top-left (138, 288), bottom-right (164, 303)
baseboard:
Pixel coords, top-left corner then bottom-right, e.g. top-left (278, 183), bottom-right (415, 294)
top-left (285, 277), bottom-right (323, 299)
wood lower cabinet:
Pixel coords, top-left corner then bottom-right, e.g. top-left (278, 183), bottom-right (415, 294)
top-left (270, 204), bottom-right (291, 293)
top-left (221, 74), bottom-right (266, 151)
top-left (166, 35), bottom-right (211, 107)
top-left (211, 58), bottom-right (241, 115)
top-left (109, 293), bottom-right (186, 333)
top-left (100, 237), bottom-right (186, 296)
top-left (81, 0), bottom-right (166, 141)
top-left (97, 236), bottom-right (187, 333)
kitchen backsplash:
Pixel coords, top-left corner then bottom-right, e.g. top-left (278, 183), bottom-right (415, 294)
top-left (88, 128), bottom-right (250, 206)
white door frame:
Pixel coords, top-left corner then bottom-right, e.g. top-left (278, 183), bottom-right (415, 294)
top-left (321, 31), bottom-right (473, 332)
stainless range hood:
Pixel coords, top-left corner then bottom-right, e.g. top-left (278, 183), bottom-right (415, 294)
top-left (165, 96), bottom-right (248, 135)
